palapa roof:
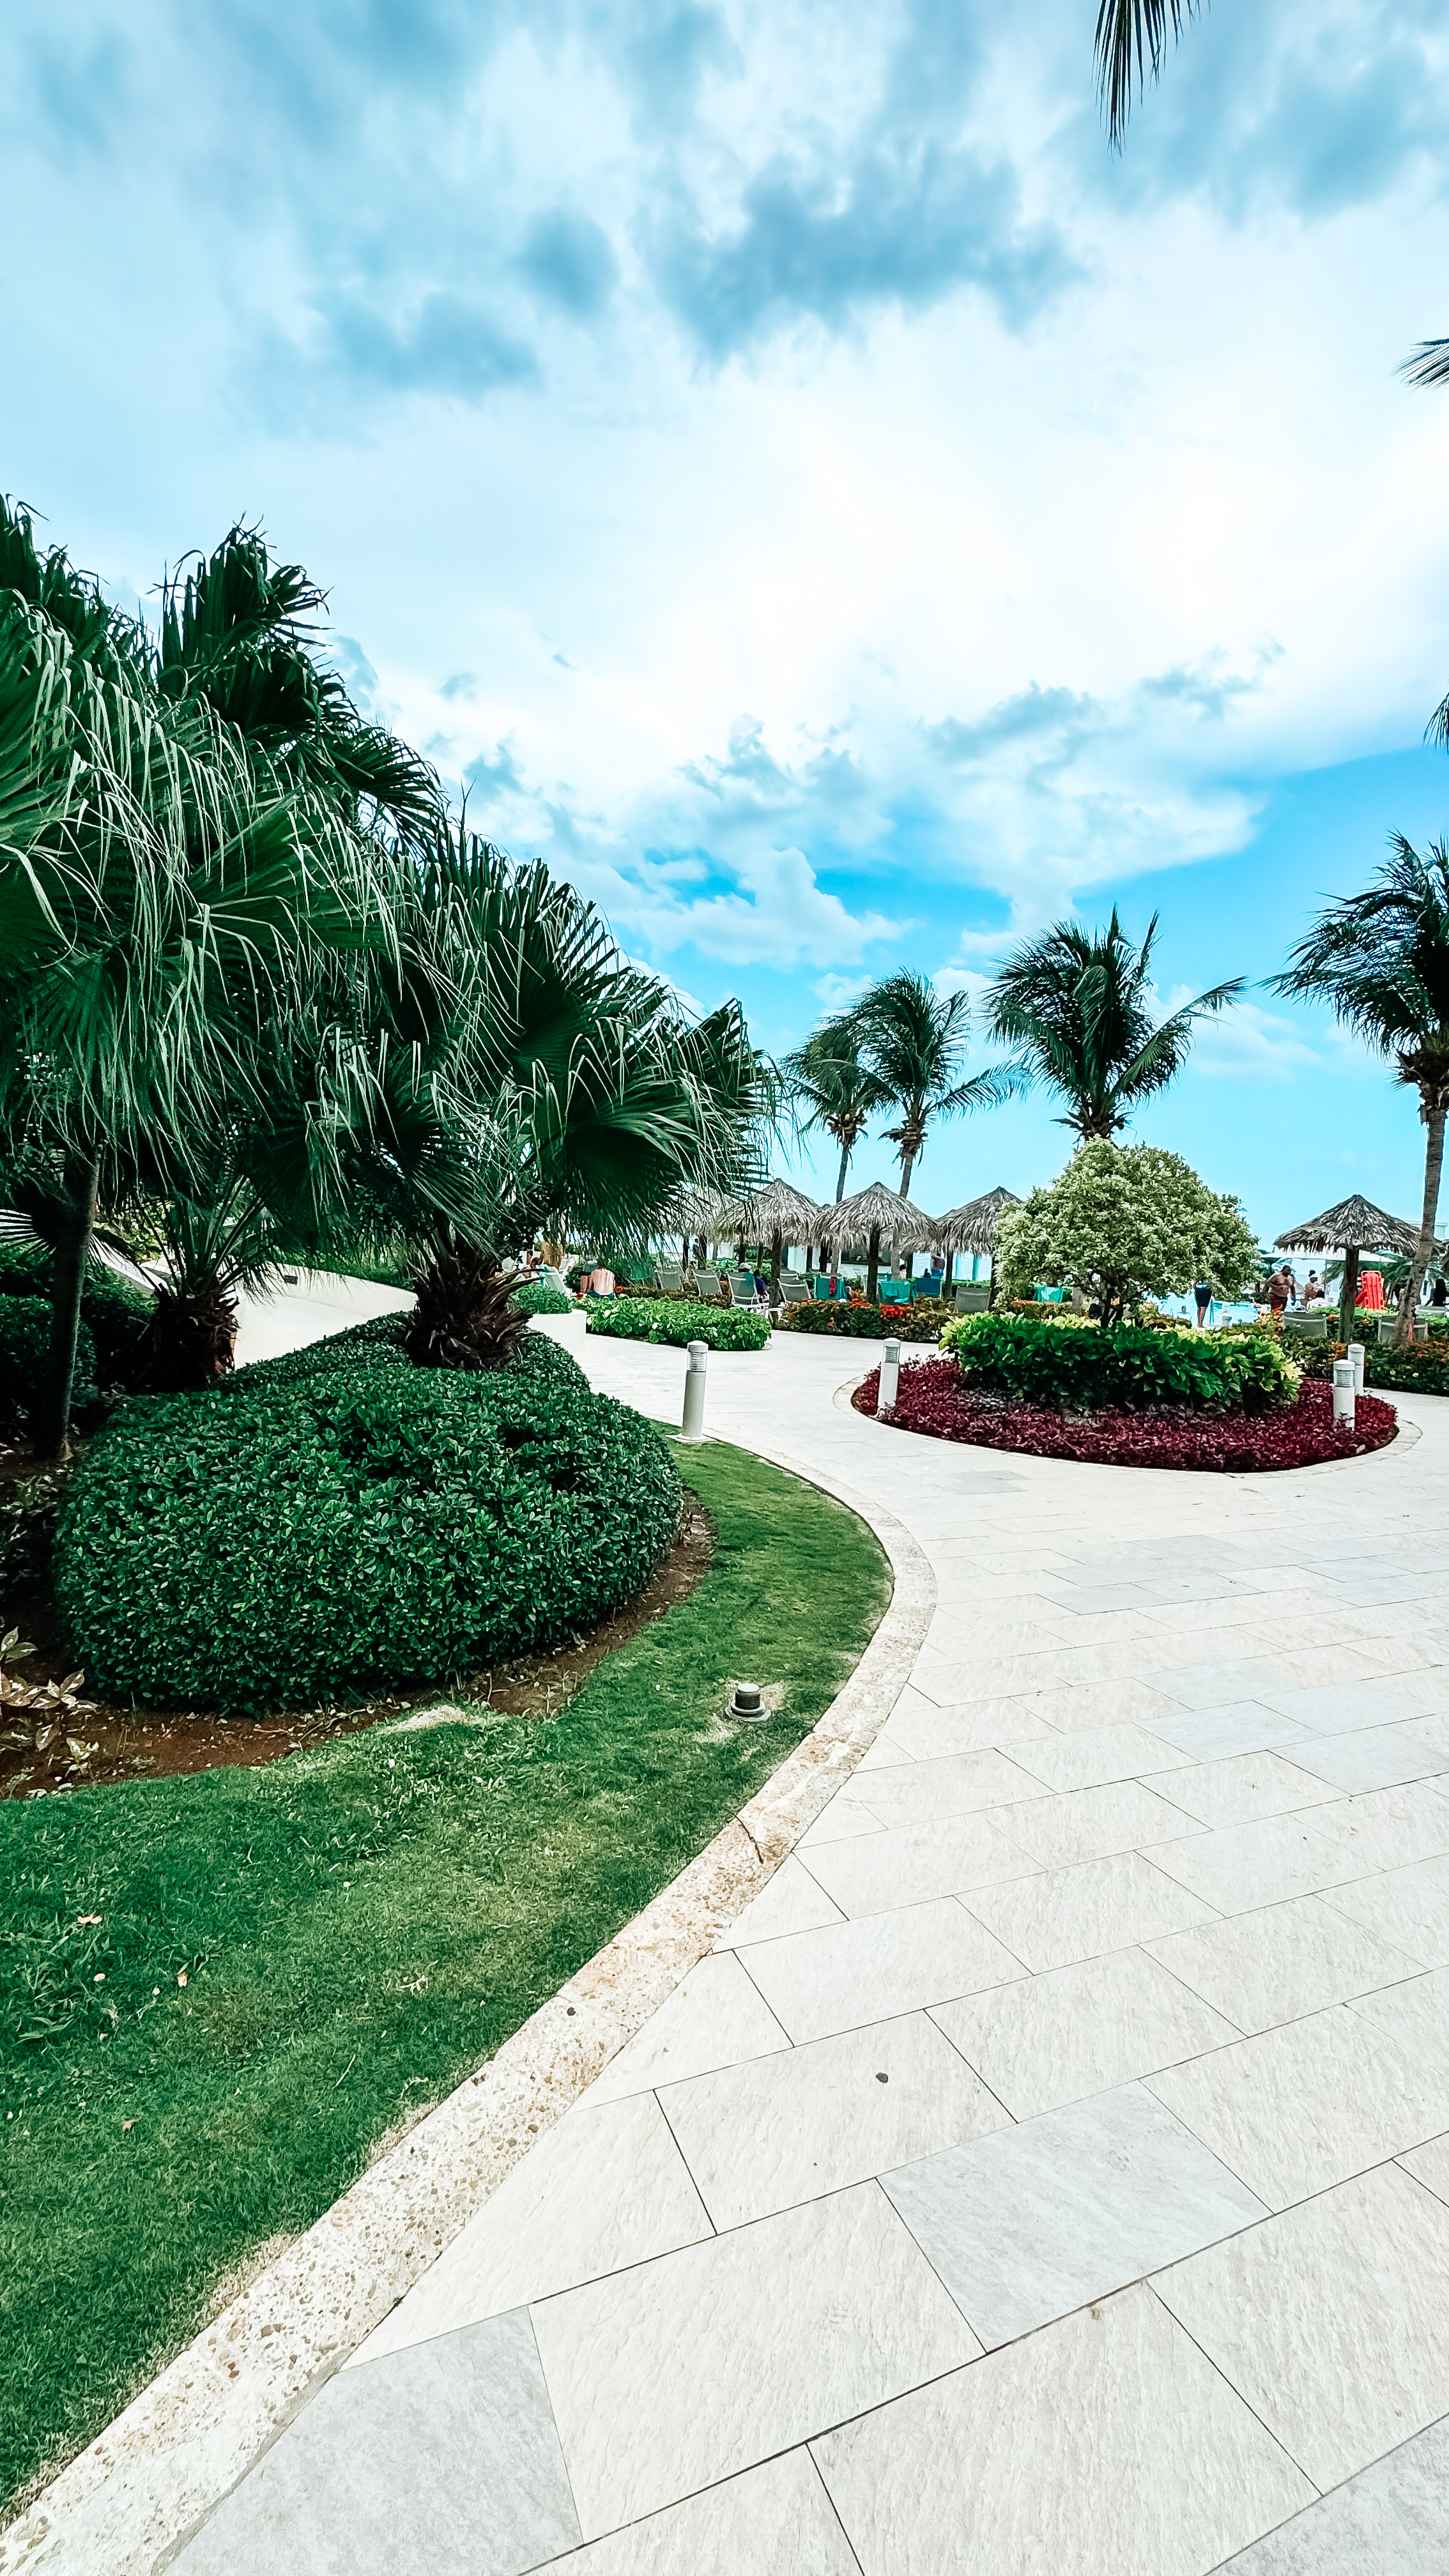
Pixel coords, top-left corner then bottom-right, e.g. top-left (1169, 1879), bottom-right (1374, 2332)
top-left (670, 1186), bottom-right (736, 1234)
top-left (719, 1177), bottom-right (827, 1240)
top-left (815, 1180), bottom-right (939, 1247)
top-left (924, 1186), bottom-right (1023, 1255)
top-left (1275, 1195), bottom-right (1421, 1256)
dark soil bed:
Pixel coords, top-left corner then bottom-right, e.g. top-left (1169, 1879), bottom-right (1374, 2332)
top-left (1, 1498), bottom-right (714, 1801)
top-left (854, 1356), bottom-right (1398, 1471)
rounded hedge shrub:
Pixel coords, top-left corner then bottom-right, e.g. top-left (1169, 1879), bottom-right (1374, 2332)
top-left (510, 1278), bottom-right (574, 1316)
top-left (940, 1310), bottom-right (1296, 1413)
top-left (586, 1296), bottom-right (770, 1351)
top-left (0, 1296), bottom-right (97, 1435)
top-left (54, 1324), bottom-right (682, 1715)
top-left (0, 1239), bottom-right (151, 1386)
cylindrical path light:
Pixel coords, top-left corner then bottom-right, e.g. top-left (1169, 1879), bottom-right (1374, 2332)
top-left (878, 1336), bottom-right (901, 1417)
top-left (1331, 1358), bottom-right (1356, 1428)
top-left (679, 1339), bottom-right (709, 1442)
top-left (1346, 1340), bottom-right (1365, 1395)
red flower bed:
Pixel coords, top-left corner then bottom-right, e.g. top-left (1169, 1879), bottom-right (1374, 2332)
top-left (854, 1356), bottom-right (1397, 1472)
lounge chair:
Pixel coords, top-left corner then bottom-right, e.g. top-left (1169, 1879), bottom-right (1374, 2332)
top-left (954, 1284), bottom-right (990, 1314)
top-left (1285, 1313), bottom-right (1328, 1338)
top-left (694, 1271), bottom-right (724, 1303)
top-left (657, 1266), bottom-right (686, 1296)
top-left (778, 1269), bottom-right (811, 1304)
top-left (726, 1273), bottom-right (765, 1310)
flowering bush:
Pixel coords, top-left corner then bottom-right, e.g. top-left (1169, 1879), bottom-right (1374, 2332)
top-left (777, 1298), bottom-right (947, 1343)
top-left (996, 1142), bottom-right (1258, 1325)
top-left (940, 1311), bottom-right (1298, 1413)
top-left (855, 1356), bottom-right (1395, 1472)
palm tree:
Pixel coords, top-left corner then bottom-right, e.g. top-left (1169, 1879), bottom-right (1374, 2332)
top-left (783, 1020), bottom-right (884, 1203)
top-left (0, 500), bottom-right (413, 1450)
top-left (340, 824), bottom-right (771, 1364)
top-left (845, 973), bottom-right (1001, 1199)
top-left (983, 910), bottom-right (1243, 1141)
top-left (1275, 836), bottom-right (1449, 1347)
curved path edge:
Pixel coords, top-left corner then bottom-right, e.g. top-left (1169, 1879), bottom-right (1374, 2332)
top-left (1, 1446), bottom-right (932, 2576)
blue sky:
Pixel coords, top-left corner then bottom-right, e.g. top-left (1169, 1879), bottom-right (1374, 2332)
top-left (8, 0), bottom-right (1449, 1239)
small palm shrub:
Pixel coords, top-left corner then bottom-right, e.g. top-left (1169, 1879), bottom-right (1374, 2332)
top-left (940, 1311), bottom-right (1297, 1412)
top-left (586, 1296), bottom-right (770, 1351)
top-left (54, 1328), bottom-right (682, 1714)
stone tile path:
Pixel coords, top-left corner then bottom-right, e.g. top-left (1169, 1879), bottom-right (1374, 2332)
top-left (163, 1330), bottom-right (1449, 2571)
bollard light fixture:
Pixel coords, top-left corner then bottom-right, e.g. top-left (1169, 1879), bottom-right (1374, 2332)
top-left (730, 1681), bottom-right (764, 1720)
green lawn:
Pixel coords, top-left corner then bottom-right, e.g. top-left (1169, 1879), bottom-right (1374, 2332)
top-left (0, 1432), bottom-right (889, 2518)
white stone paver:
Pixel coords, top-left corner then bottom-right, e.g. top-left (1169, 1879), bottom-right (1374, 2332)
top-left (141, 1327), bottom-right (1449, 2570)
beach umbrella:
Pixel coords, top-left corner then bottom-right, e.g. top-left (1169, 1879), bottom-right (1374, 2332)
top-left (1275, 1195), bottom-right (1421, 1340)
top-left (816, 1181), bottom-right (939, 1303)
top-left (921, 1186), bottom-right (1023, 1298)
top-left (722, 1178), bottom-right (827, 1287)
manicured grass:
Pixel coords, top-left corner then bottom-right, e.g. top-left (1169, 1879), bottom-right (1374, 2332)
top-left (0, 1432), bottom-right (889, 2517)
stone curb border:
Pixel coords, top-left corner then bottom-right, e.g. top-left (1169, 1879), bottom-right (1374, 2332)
top-left (1, 1442), bottom-right (933, 2576)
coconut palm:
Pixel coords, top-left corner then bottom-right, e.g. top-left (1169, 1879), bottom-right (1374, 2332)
top-left (983, 910), bottom-right (1244, 1142)
top-left (1275, 836), bottom-right (1449, 1346)
top-left (783, 1019), bottom-right (885, 1203)
top-left (845, 973), bottom-right (1002, 1200)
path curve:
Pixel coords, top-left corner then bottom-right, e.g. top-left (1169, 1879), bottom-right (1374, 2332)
top-left (16, 1319), bottom-right (1449, 2575)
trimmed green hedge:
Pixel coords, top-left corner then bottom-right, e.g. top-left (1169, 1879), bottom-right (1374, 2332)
top-left (586, 1296), bottom-right (770, 1351)
top-left (0, 1298), bottom-right (98, 1434)
top-left (0, 1240), bottom-right (151, 1388)
top-left (510, 1278), bottom-right (574, 1315)
top-left (54, 1328), bottom-right (682, 1715)
top-left (1292, 1335), bottom-right (1449, 1398)
top-left (940, 1310), bottom-right (1297, 1412)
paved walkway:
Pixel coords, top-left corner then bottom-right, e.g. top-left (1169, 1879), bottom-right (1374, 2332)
top-left (172, 1326), bottom-right (1449, 2573)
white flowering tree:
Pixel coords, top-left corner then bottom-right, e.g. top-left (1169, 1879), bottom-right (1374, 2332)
top-left (995, 1141), bottom-right (1258, 1328)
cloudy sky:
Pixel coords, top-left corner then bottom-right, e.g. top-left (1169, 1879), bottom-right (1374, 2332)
top-left (10, 0), bottom-right (1449, 1236)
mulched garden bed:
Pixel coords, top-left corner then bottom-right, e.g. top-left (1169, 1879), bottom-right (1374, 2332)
top-left (854, 1356), bottom-right (1398, 1472)
top-left (1, 1485), bottom-right (714, 1800)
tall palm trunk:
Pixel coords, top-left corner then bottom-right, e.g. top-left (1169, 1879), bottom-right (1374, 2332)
top-left (834, 1137), bottom-right (850, 1202)
top-left (37, 1149), bottom-right (98, 1457)
top-left (866, 1224), bottom-right (882, 1304)
top-left (1397, 1091), bottom-right (1448, 1347)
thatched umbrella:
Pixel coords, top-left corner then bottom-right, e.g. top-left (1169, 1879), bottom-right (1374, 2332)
top-left (723, 1178), bottom-right (826, 1291)
top-left (923, 1186), bottom-right (1023, 1300)
top-left (816, 1181), bottom-right (939, 1304)
top-left (671, 1188), bottom-right (733, 1268)
top-left (1275, 1195), bottom-right (1420, 1341)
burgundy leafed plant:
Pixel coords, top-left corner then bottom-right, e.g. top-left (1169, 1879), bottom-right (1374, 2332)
top-left (855, 1357), bottom-right (1397, 1473)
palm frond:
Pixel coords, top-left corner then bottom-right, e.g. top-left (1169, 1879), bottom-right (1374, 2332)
top-left (1095, 0), bottom-right (1201, 148)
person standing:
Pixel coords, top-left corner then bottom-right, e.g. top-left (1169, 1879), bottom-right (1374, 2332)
top-left (1266, 1266), bottom-right (1294, 1319)
top-left (1193, 1279), bottom-right (1212, 1328)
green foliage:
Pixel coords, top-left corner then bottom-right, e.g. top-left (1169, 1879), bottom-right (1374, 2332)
top-left (509, 1278), bottom-right (574, 1315)
top-left (0, 1471), bottom-right (63, 1593)
top-left (53, 1331), bottom-right (681, 1715)
top-left (0, 1434), bottom-right (889, 2515)
top-left (777, 1298), bottom-right (946, 1342)
top-left (940, 1310), bottom-right (1298, 1413)
top-left (586, 1296), bottom-right (770, 1351)
top-left (0, 1300), bottom-right (96, 1434)
top-left (995, 1140), bottom-right (1259, 1326)
top-left (0, 1239), bottom-right (151, 1386)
